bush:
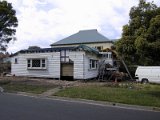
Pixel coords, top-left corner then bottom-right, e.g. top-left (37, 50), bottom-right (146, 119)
top-left (0, 62), bottom-right (11, 73)
top-left (0, 80), bottom-right (11, 85)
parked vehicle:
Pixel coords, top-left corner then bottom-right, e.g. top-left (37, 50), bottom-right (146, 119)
top-left (135, 66), bottom-right (160, 84)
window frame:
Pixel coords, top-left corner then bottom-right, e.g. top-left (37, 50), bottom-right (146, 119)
top-left (102, 52), bottom-right (112, 59)
top-left (27, 58), bottom-right (47, 70)
top-left (60, 50), bottom-right (70, 62)
top-left (95, 46), bottom-right (103, 51)
top-left (89, 59), bottom-right (98, 70)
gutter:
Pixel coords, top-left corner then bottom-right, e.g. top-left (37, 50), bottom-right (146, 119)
top-left (51, 41), bottom-right (113, 46)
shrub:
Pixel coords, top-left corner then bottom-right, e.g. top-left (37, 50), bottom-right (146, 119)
top-left (0, 80), bottom-right (11, 85)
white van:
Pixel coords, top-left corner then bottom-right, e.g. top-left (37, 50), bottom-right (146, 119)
top-left (135, 66), bottom-right (160, 84)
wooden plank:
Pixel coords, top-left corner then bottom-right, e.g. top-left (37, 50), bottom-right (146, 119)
top-left (61, 63), bottom-right (73, 76)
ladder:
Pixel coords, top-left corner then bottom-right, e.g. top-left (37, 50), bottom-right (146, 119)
top-left (98, 60), bottom-right (106, 81)
top-left (98, 66), bottom-right (105, 81)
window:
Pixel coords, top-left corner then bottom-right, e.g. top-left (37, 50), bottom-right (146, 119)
top-left (108, 52), bottom-right (112, 59)
top-left (89, 59), bottom-right (98, 69)
top-left (60, 50), bottom-right (69, 62)
top-left (42, 59), bottom-right (46, 67)
top-left (32, 59), bottom-right (41, 67)
top-left (27, 59), bottom-right (31, 67)
top-left (95, 46), bottom-right (103, 51)
top-left (27, 58), bottom-right (47, 69)
top-left (15, 58), bottom-right (18, 64)
top-left (102, 52), bottom-right (112, 59)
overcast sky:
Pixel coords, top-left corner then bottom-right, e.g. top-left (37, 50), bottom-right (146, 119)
top-left (6, 0), bottom-right (160, 53)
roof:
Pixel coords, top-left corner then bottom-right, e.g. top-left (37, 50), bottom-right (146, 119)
top-left (11, 47), bottom-right (75, 57)
top-left (51, 29), bottom-right (112, 46)
top-left (19, 47), bottom-right (74, 53)
top-left (11, 45), bottom-right (99, 57)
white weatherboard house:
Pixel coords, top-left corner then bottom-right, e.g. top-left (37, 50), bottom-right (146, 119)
top-left (11, 29), bottom-right (114, 80)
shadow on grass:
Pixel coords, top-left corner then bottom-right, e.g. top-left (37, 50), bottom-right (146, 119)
top-left (147, 91), bottom-right (160, 99)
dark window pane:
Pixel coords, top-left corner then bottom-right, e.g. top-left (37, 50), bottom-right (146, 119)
top-left (28, 64), bottom-right (30, 67)
top-left (42, 59), bottom-right (45, 63)
top-left (32, 59), bottom-right (40, 67)
top-left (92, 60), bottom-right (95, 68)
top-left (15, 58), bottom-right (18, 64)
top-left (28, 59), bottom-right (30, 63)
top-left (42, 64), bottom-right (45, 67)
top-left (90, 64), bottom-right (92, 69)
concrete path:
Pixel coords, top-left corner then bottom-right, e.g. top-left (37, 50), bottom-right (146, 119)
top-left (40, 87), bottom-right (61, 97)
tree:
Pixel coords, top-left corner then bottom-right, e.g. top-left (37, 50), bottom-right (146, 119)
top-left (0, 0), bottom-right (18, 52)
top-left (116, 0), bottom-right (160, 65)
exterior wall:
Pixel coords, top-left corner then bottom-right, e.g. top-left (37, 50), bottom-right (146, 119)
top-left (68, 51), bottom-right (99, 80)
top-left (11, 51), bottom-right (100, 80)
top-left (84, 53), bottom-right (99, 79)
top-left (68, 51), bottom-right (85, 79)
top-left (52, 42), bottom-right (113, 50)
top-left (11, 52), bottom-right (60, 78)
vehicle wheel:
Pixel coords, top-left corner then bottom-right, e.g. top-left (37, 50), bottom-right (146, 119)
top-left (141, 79), bottom-right (149, 84)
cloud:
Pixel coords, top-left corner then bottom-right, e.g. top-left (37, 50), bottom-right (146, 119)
top-left (6, 0), bottom-right (160, 53)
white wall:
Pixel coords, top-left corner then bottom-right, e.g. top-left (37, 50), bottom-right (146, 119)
top-left (69, 51), bottom-right (85, 79)
top-left (69, 51), bottom-right (99, 79)
top-left (83, 53), bottom-right (99, 79)
top-left (11, 52), bottom-right (60, 78)
top-left (11, 51), bottom-right (99, 80)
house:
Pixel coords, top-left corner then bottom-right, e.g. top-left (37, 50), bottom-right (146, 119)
top-left (51, 29), bottom-right (114, 65)
top-left (11, 45), bottom-right (100, 79)
top-left (11, 29), bottom-right (114, 80)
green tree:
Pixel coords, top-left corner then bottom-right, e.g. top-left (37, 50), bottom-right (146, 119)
top-left (116, 0), bottom-right (160, 65)
top-left (0, 0), bottom-right (18, 52)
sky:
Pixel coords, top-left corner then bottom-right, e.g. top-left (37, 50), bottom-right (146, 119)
top-left (6, 0), bottom-right (160, 53)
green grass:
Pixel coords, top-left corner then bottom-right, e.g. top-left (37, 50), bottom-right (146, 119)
top-left (1, 82), bottom-right (56, 94)
top-left (55, 83), bottom-right (160, 107)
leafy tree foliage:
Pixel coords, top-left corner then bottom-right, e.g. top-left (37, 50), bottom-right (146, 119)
top-left (0, 0), bottom-right (18, 52)
top-left (116, 0), bottom-right (160, 65)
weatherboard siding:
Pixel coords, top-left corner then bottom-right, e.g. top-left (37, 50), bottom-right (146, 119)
top-left (11, 52), bottom-right (60, 78)
top-left (68, 51), bottom-right (84, 79)
top-left (11, 51), bottom-right (99, 80)
top-left (84, 53), bottom-right (99, 79)
top-left (68, 51), bottom-right (99, 79)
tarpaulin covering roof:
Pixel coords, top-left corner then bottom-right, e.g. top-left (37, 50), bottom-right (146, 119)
top-left (75, 44), bottom-right (99, 55)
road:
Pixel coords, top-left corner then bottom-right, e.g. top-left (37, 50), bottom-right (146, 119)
top-left (0, 93), bottom-right (159, 120)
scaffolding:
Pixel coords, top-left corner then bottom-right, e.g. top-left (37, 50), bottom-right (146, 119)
top-left (97, 51), bottom-right (133, 81)
top-left (98, 60), bottom-right (118, 81)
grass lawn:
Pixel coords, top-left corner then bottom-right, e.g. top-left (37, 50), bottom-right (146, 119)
top-left (55, 83), bottom-right (160, 107)
top-left (0, 80), bottom-right (57, 94)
